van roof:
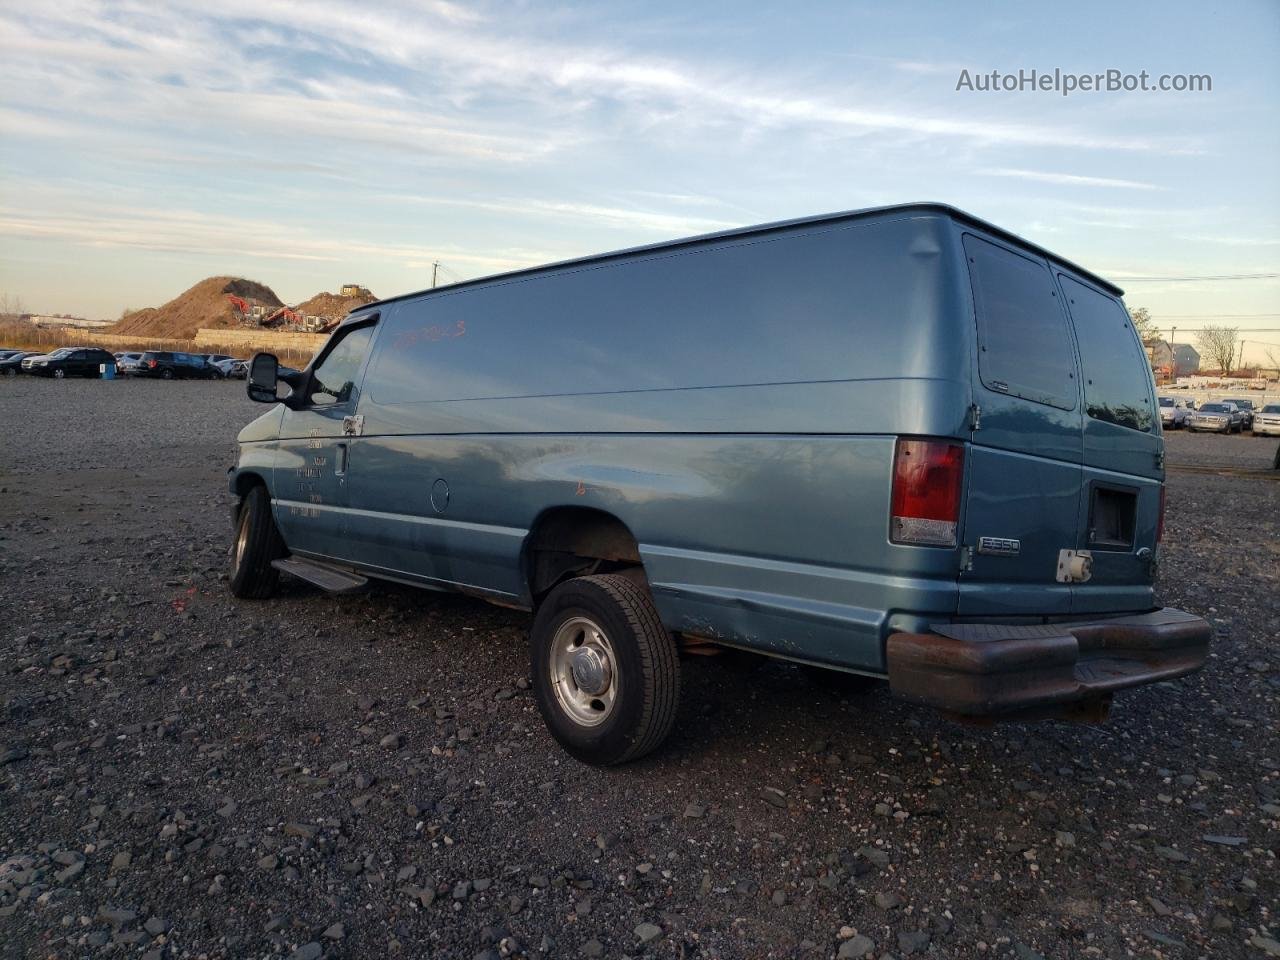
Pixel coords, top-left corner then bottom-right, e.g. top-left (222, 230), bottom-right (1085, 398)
top-left (358, 202), bottom-right (1123, 315)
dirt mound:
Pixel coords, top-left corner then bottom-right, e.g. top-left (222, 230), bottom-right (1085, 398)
top-left (113, 277), bottom-right (283, 339)
top-left (295, 289), bottom-right (378, 323)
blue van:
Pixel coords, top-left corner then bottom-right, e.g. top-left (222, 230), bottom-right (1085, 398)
top-left (228, 203), bottom-right (1210, 764)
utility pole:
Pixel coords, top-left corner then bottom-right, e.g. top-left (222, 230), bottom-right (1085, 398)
top-left (431, 261), bottom-right (439, 289)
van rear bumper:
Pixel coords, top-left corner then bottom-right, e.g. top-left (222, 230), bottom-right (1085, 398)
top-left (886, 607), bottom-right (1210, 719)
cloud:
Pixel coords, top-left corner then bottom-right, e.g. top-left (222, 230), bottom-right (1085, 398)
top-left (385, 193), bottom-right (740, 235)
top-left (1175, 234), bottom-right (1280, 247)
top-left (981, 168), bottom-right (1167, 190)
top-left (0, 2), bottom-right (1190, 159)
top-left (0, 198), bottom-right (558, 274)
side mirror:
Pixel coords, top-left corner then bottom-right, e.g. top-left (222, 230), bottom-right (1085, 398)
top-left (247, 352), bottom-right (279, 403)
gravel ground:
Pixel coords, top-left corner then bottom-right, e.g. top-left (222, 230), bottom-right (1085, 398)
top-left (1, 377), bottom-right (1277, 960)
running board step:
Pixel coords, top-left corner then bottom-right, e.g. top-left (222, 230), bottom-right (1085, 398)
top-left (271, 557), bottom-right (368, 594)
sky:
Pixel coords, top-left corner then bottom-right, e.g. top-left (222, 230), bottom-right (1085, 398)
top-left (1, 0), bottom-right (1278, 361)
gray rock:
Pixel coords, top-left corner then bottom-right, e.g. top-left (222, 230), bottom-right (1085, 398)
top-left (635, 922), bottom-right (663, 944)
top-left (838, 935), bottom-right (875, 959)
top-left (759, 788), bottom-right (787, 809)
top-left (897, 929), bottom-right (930, 955)
top-left (581, 940), bottom-right (604, 958)
top-left (289, 944), bottom-right (323, 960)
top-left (874, 890), bottom-right (902, 910)
top-left (98, 907), bottom-right (137, 928)
top-left (322, 922), bottom-right (345, 940)
top-left (1, 745), bottom-right (30, 765)
top-left (380, 732), bottom-right (404, 750)
top-left (144, 917), bottom-right (170, 936)
top-left (54, 860), bottom-right (84, 883)
top-left (1143, 930), bottom-right (1185, 948)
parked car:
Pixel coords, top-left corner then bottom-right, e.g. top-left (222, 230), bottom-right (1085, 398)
top-left (1158, 396), bottom-right (1190, 429)
top-left (1187, 401), bottom-right (1242, 433)
top-left (1222, 398), bottom-right (1255, 430)
top-left (114, 351), bottom-right (146, 375)
top-left (229, 203), bottom-right (1210, 765)
top-left (21, 347), bottom-right (118, 378)
top-left (1251, 403), bottom-right (1280, 437)
top-left (201, 354), bottom-right (236, 378)
top-left (0, 351), bottom-right (36, 376)
top-left (133, 351), bottom-right (218, 380)
top-left (211, 357), bottom-right (248, 379)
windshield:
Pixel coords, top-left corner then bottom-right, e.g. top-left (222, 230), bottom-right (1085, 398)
top-left (1159, 397), bottom-right (1174, 407)
top-left (1262, 405), bottom-right (1280, 414)
top-left (1199, 404), bottom-right (1227, 413)
top-left (48, 348), bottom-right (73, 358)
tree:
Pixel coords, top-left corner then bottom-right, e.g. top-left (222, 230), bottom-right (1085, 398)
top-left (0, 292), bottom-right (26, 318)
top-left (1265, 346), bottom-right (1280, 377)
top-left (1127, 306), bottom-right (1157, 342)
top-left (1196, 324), bottom-right (1240, 376)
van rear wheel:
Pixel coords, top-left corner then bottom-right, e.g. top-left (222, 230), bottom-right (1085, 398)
top-left (531, 574), bottom-right (680, 765)
top-left (229, 485), bottom-right (284, 599)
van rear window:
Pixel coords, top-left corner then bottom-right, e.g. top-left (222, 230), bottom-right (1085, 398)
top-left (1058, 275), bottom-right (1153, 433)
top-left (963, 235), bottom-right (1076, 410)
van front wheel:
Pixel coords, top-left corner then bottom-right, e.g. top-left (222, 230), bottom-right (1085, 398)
top-left (531, 574), bottom-right (680, 766)
top-left (229, 485), bottom-right (284, 599)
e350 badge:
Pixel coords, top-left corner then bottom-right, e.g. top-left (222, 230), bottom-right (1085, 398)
top-left (977, 536), bottom-right (1021, 557)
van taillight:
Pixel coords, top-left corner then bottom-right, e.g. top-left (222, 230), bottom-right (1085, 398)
top-left (1156, 486), bottom-right (1166, 543)
top-left (890, 439), bottom-right (965, 547)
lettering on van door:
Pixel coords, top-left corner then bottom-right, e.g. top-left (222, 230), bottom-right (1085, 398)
top-left (393, 320), bottom-right (466, 350)
top-left (289, 429), bottom-right (327, 517)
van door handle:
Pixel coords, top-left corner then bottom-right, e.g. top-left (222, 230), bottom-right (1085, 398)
top-left (335, 443), bottom-right (348, 477)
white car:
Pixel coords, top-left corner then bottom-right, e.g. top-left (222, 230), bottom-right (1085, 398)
top-left (1158, 396), bottom-right (1190, 429)
top-left (1252, 403), bottom-right (1280, 437)
top-left (212, 357), bottom-right (248, 379)
top-left (114, 351), bottom-right (145, 375)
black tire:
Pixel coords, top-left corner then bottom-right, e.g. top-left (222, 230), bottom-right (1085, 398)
top-left (531, 574), bottom-right (679, 765)
top-left (161, 368), bottom-right (174, 380)
top-left (229, 485), bottom-right (285, 599)
top-left (801, 663), bottom-right (881, 696)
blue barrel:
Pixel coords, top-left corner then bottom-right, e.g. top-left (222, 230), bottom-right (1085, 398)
top-left (100, 363), bottom-right (116, 380)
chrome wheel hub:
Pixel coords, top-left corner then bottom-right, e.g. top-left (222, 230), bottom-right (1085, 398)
top-left (549, 616), bottom-right (617, 726)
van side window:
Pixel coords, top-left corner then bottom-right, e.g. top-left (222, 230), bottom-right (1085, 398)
top-left (963, 235), bottom-right (1076, 410)
top-left (1058, 275), bottom-right (1153, 433)
top-left (309, 325), bottom-right (375, 406)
